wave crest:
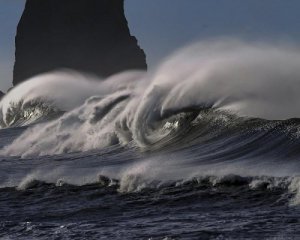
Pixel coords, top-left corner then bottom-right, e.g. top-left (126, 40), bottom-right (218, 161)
top-left (3, 40), bottom-right (300, 156)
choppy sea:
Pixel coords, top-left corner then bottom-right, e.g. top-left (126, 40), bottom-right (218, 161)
top-left (1, 40), bottom-right (300, 239)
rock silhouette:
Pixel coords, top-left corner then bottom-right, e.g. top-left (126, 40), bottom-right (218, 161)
top-left (13, 0), bottom-right (147, 86)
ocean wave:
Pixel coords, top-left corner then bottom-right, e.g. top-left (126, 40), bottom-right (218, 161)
top-left (0, 70), bottom-right (143, 128)
top-left (2, 40), bottom-right (300, 158)
top-left (0, 99), bottom-right (63, 128)
top-left (2, 39), bottom-right (300, 239)
top-left (4, 172), bottom-right (299, 206)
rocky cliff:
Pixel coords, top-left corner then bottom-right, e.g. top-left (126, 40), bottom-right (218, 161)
top-left (13, 0), bottom-right (147, 85)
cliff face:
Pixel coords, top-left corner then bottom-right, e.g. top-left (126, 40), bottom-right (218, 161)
top-left (13, 0), bottom-right (147, 86)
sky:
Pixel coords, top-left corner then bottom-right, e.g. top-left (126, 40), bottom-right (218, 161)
top-left (1, 0), bottom-right (300, 91)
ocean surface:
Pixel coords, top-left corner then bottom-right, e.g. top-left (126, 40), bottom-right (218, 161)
top-left (1, 40), bottom-right (300, 239)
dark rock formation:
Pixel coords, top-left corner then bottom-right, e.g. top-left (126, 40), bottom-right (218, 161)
top-left (13, 0), bottom-right (147, 86)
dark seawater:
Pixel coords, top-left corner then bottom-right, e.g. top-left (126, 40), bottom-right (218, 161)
top-left (1, 41), bottom-right (300, 239)
top-left (1, 116), bottom-right (300, 240)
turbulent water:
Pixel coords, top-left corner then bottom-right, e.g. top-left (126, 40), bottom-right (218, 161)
top-left (1, 40), bottom-right (300, 239)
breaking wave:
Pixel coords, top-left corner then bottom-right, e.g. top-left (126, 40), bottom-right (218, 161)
top-left (0, 70), bottom-right (142, 128)
top-left (2, 40), bottom-right (300, 157)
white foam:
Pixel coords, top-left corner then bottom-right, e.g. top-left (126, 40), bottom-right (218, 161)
top-left (3, 40), bottom-right (300, 156)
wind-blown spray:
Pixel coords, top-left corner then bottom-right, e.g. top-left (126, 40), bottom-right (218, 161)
top-left (2, 40), bottom-right (300, 157)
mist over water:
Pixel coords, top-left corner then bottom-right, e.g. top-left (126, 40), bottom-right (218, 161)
top-left (2, 40), bottom-right (300, 156)
top-left (1, 40), bottom-right (300, 189)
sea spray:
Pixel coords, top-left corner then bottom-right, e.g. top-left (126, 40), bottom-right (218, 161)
top-left (3, 40), bottom-right (300, 157)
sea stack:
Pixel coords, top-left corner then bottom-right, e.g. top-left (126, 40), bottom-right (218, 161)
top-left (13, 0), bottom-right (147, 86)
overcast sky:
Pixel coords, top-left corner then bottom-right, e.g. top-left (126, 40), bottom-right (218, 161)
top-left (1, 0), bottom-right (300, 91)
